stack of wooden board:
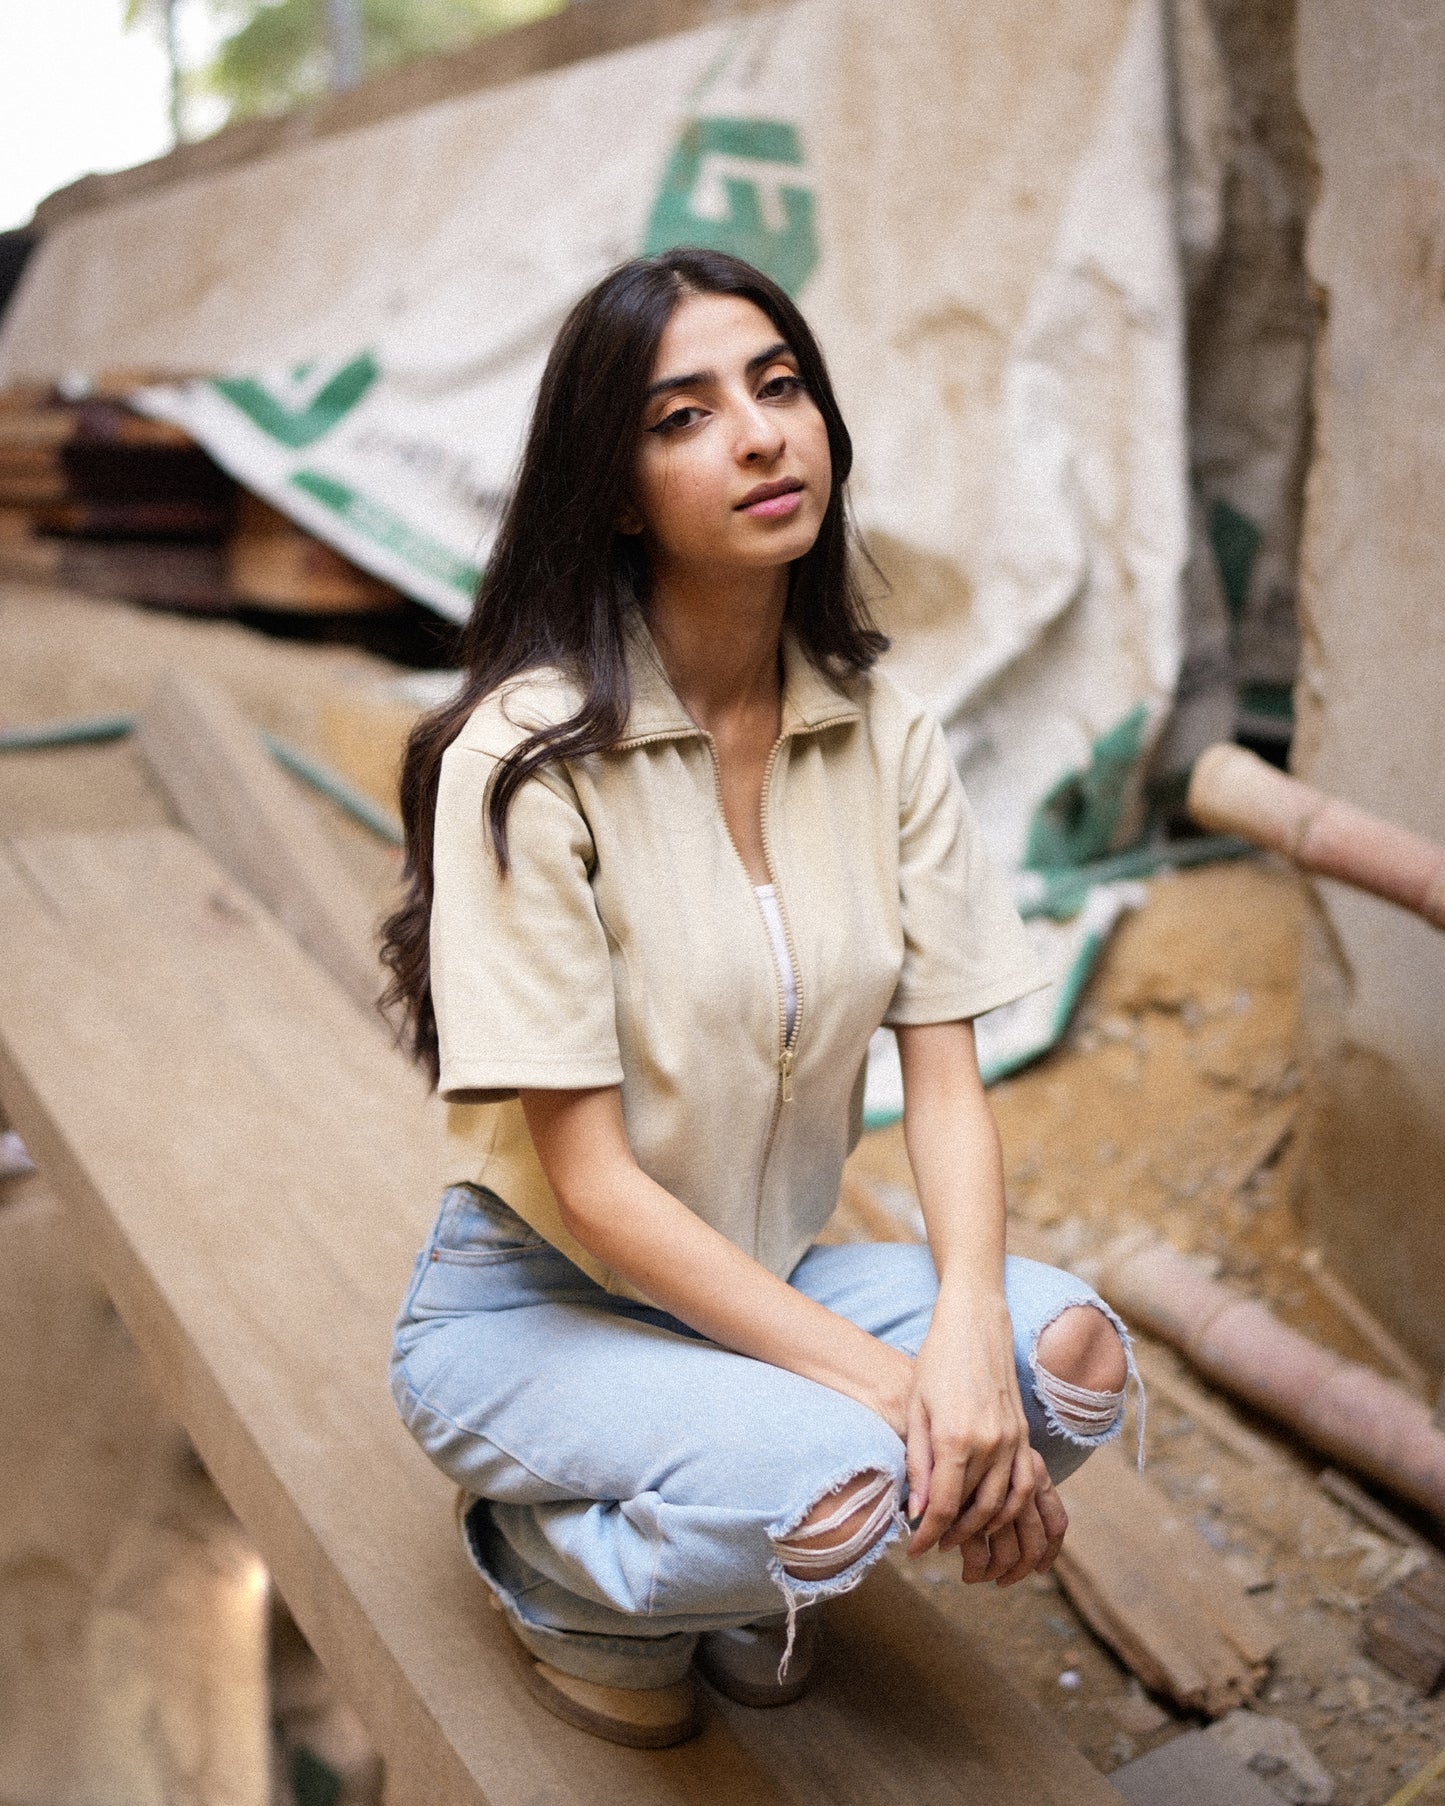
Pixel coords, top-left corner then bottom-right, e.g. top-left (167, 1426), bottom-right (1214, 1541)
top-left (0, 384), bottom-right (402, 616)
top-left (0, 671), bottom-right (1130, 1805)
top-left (228, 491), bottom-right (399, 614)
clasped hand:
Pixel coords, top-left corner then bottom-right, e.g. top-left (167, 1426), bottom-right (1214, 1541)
top-left (891, 1301), bottom-right (1067, 1586)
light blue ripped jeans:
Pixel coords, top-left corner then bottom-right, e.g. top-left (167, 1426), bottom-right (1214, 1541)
top-left (390, 1183), bottom-right (1135, 1688)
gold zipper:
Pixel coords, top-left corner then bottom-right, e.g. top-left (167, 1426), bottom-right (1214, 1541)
top-left (697, 731), bottom-right (802, 1250)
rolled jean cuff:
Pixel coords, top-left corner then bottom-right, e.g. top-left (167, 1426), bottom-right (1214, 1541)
top-left (506, 1611), bottom-right (699, 1689)
top-left (458, 1495), bottom-right (699, 1688)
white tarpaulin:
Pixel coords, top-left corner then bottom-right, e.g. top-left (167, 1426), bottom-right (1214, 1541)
top-left (0, 0), bottom-right (1187, 876)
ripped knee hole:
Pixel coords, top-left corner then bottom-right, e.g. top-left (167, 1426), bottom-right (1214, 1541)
top-left (1032, 1306), bottom-right (1129, 1439)
top-left (772, 1470), bottom-right (898, 1581)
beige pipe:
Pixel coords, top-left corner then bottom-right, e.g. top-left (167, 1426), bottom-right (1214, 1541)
top-left (1096, 1239), bottom-right (1445, 1521)
top-left (1188, 743), bottom-right (1445, 929)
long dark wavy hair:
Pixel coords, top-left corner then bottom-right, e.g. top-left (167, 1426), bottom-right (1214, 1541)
top-left (380, 246), bottom-right (887, 1082)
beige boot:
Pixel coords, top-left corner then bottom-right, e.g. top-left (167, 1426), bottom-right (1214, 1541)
top-left (506, 1629), bottom-right (704, 1747)
top-left (695, 1613), bottom-right (818, 1707)
top-left (456, 1489), bottom-right (703, 1747)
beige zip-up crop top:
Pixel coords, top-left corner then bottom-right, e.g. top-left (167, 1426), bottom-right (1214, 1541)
top-left (429, 613), bottom-right (1043, 1302)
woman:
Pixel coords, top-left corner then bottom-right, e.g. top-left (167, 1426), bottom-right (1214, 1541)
top-left (382, 247), bottom-right (1135, 1748)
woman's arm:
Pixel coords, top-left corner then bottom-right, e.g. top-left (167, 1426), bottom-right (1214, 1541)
top-left (897, 1020), bottom-right (1066, 1580)
top-left (519, 1085), bottom-right (914, 1430)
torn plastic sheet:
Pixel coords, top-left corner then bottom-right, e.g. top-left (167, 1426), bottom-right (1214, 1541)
top-left (1, 0), bottom-right (1187, 877)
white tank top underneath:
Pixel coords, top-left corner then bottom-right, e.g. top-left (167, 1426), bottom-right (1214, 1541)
top-left (754, 884), bottom-right (798, 1043)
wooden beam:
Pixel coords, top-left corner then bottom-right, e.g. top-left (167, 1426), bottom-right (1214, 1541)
top-left (136, 671), bottom-right (385, 1021)
top-left (1055, 1446), bottom-right (1278, 1717)
top-left (0, 826), bottom-right (1125, 1805)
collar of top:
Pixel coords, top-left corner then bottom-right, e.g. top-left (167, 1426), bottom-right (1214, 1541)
top-left (615, 610), bottom-right (863, 749)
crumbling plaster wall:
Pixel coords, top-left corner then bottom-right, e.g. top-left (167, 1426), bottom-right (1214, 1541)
top-left (1293, 0), bottom-right (1445, 1374)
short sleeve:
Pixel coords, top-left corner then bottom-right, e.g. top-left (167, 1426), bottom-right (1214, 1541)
top-left (430, 741), bottom-right (624, 1100)
top-left (883, 714), bottom-right (1045, 1026)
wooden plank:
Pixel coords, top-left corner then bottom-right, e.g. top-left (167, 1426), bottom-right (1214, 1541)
top-left (228, 493), bottom-right (401, 614)
top-left (1055, 1446), bottom-right (1278, 1716)
top-left (1317, 1467), bottom-right (1442, 1557)
top-left (56, 539), bottom-right (231, 609)
top-left (136, 672), bottom-right (385, 1019)
top-left (0, 825), bottom-right (1124, 1806)
top-left (1362, 1563), bottom-right (1445, 1693)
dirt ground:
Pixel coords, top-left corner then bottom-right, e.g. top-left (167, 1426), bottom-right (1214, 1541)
top-left (844, 862), bottom-right (1445, 1802)
top-left (3, 580), bottom-right (1444, 1804)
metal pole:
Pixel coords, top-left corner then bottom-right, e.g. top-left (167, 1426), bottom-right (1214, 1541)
top-left (324, 0), bottom-right (364, 91)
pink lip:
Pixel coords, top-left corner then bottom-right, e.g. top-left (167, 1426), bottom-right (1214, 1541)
top-left (737, 479), bottom-right (804, 518)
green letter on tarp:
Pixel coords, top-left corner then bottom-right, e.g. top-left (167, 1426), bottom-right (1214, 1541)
top-left (1024, 704), bottom-right (1151, 871)
top-left (644, 118), bottom-right (818, 298)
top-left (213, 353), bottom-right (379, 450)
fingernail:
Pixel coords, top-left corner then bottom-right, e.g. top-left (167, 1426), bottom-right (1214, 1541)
top-left (907, 1512), bottom-right (924, 1532)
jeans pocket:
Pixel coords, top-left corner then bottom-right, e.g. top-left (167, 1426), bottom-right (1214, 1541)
top-left (431, 1183), bottom-right (547, 1265)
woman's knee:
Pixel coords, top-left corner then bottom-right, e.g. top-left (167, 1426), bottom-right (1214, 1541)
top-left (1036, 1304), bottom-right (1127, 1392)
top-left (1032, 1304), bottom-right (1129, 1440)
top-left (773, 1468), bottom-right (899, 1582)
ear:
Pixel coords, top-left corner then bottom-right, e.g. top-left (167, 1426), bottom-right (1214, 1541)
top-left (616, 502), bottom-right (644, 536)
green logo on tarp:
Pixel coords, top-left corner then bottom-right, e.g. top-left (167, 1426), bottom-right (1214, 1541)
top-left (290, 469), bottom-right (481, 598)
top-left (213, 353), bottom-right (379, 450)
top-left (644, 118), bottom-right (817, 297)
top-left (1024, 704), bottom-right (1150, 871)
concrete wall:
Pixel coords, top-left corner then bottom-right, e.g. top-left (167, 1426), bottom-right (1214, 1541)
top-left (1293, 0), bottom-right (1445, 1375)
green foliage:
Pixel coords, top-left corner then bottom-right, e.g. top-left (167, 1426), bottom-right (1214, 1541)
top-left (124, 0), bottom-right (566, 126)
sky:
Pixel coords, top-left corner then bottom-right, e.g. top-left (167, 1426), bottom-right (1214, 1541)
top-left (0, 0), bottom-right (220, 232)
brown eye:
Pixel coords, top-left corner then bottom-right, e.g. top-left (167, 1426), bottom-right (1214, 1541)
top-left (648, 405), bottom-right (705, 435)
top-left (759, 373), bottom-right (805, 400)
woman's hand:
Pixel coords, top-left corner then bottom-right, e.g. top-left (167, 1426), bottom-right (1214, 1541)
top-left (952, 1451), bottom-right (1068, 1584)
top-left (903, 1289), bottom-right (1035, 1560)
top-left (892, 1021), bottom-right (1065, 1586)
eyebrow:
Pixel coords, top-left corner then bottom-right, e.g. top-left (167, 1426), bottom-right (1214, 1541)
top-left (643, 340), bottom-right (794, 403)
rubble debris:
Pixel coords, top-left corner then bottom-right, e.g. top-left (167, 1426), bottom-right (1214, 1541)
top-left (1109, 1682), bottom-right (1171, 1738)
top-left (1054, 1444), bottom-right (1278, 1716)
top-left (1112, 1728), bottom-right (1283, 1805)
top-left (1133, 1341), bottom-right (1277, 1466)
top-left (1206, 1708), bottom-right (1337, 1803)
top-left (1380, 1745), bottom-right (1445, 1806)
top-left (270, 1602), bottom-right (383, 1806)
top-left (1363, 1565), bottom-right (1445, 1695)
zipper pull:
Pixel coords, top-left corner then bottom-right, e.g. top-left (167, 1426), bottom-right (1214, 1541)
top-left (779, 1045), bottom-right (795, 1104)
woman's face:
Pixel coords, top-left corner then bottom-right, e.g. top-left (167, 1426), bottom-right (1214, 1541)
top-left (628, 291), bottom-right (832, 583)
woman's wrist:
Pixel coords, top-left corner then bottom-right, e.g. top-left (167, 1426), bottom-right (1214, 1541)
top-left (930, 1264), bottom-right (1009, 1322)
top-left (861, 1341), bottom-right (914, 1435)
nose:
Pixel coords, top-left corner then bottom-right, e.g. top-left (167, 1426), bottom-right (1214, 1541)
top-left (733, 393), bottom-right (786, 465)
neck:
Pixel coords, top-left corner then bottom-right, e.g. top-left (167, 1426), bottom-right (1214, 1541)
top-left (645, 561), bottom-right (788, 732)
